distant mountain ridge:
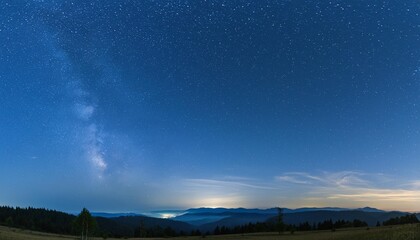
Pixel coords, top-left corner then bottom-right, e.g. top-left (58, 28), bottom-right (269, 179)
top-left (91, 207), bottom-right (396, 234)
top-left (180, 206), bottom-right (385, 215)
top-left (172, 207), bottom-right (386, 225)
top-left (167, 206), bottom-right (404, 231)
top-left (91, 207), bottom-right (386, 219)
top-left (91, 212), bottom-right (142, 218)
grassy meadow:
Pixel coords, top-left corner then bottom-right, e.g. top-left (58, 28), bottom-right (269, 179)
top-left (1, 224), bottom-right (420, 240)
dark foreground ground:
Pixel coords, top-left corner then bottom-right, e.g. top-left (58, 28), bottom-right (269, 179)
top-left (1, 224), bottom-right (419, 240)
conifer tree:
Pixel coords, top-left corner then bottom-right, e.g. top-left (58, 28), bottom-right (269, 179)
top-left (74, 208), bottom-right (97, 240)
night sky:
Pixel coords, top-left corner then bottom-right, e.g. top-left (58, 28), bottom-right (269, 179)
top-left (1, 0), bottom-right (420, 213)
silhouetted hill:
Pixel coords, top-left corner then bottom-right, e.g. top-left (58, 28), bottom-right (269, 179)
top-left (91, 212), bottom-right (141, 218)
top-left (198, 213), bottom-right (276, 232)
top-left (173, 207), bottom-right (386, 226)
top-left (95, 217), bottom-right (134, 237)
top-left (173, 207), bottom-right (411, 231)
top-left (111, 215), bottom-right (194, 232)
top-left (95, 215), bottom-right (196, 237)
top-left (268, 210), bottom-right (410, 226)
top-left (355, 207), bottom-right (385, 213)
top-left (184, 208), bottom-right (279, 215)
top-left (174, 209), bottom-right (278, 226)
top-left (0, 206), bottom-right (75, 234)
top-left (0, 206), bottom-right (194, 238)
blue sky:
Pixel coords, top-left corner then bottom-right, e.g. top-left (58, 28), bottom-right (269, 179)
top-left (0, 0), bottom-right (420, 213)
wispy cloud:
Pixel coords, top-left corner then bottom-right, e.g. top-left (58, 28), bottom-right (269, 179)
top-left (184, 178), bottom-right (276, 190)
top-left (404, 180), bottom-right (420, 190)
top-left (166, 172), bottom-right (420, 211)
top-left (275, 171), bottom-right (420, 211)
top-left (328, 188), bottom-right (420, 202)
top-left (276, 171), bottom-right (375, 188)
top-left (275, 175), bottom-right (310, 184)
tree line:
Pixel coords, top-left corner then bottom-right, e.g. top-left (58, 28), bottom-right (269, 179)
top-left (382, 214), bottom-right (419, 226)
top-left (209, 218), bottom-right (369, 236)
top-left (0, 206), bottom-right (74, 234)
top-left (0, 206), bottom-right (418, 239)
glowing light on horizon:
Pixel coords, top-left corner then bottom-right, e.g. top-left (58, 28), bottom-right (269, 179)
top-left (160, 213), bottom-right (176, 219)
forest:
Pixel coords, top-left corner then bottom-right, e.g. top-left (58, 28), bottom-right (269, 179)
top-left (0, 206), bottom-right (418, 238)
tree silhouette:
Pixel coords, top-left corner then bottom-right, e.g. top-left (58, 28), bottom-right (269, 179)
top-left (276, 207), bottom-right (285, 234)
top-left (5, 216), bottom-right (13, 227)
top-left (73, 208), bottom-right (97, 240)
top-left (134, 220), bottom-right (147, 237)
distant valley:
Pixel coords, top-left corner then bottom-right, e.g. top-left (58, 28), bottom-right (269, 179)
top-left (91, 206), bottom-right (417, 233)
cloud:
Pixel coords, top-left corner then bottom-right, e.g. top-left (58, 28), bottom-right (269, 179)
top-left (402, 180), bottom-right (420, 190)
top-left (328, 188), bottom-right (420, 202)
top-left (184, 178), bottom-right (276, 190)
top-left (165, 172), bottom-right (420, 211)
top-left (275, 175), bottom-right (310, 184)
top-left (275, 172), bottom-right (325, 185)
top-left (276, 171), bottom-right (373, 188)
top-left (275, 171), bottom-right (420, 211)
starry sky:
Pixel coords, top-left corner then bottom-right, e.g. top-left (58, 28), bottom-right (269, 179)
top-left (1, 0), bottom-right (420, 213)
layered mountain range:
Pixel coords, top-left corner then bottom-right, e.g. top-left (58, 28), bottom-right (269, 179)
top-left (91, 207), bottom-right (417, 234)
